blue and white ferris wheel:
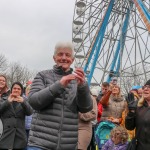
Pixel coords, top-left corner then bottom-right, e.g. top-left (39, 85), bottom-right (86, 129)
top-left (72, 0), bottom-right (150, 89)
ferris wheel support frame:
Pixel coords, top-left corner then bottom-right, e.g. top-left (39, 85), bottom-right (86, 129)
top-left (107, 2), bottom-right (133, 83)
top-left (73, 0), bottom-right (150, 87)
top-left (84, 0), bottom-right (115, 85)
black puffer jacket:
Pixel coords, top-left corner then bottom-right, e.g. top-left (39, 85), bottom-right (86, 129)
top-left (28, 65), bottom-right (93, 150)
top-left (125, 101), bottom-right (150, 150)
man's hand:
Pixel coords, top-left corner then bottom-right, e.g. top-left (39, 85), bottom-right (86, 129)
top-left (73, 68), bottom-right (85, 85)
top-left (60, 74), bottom-right (76, 87)
top-left (126, 92), bottom-right (137, 111)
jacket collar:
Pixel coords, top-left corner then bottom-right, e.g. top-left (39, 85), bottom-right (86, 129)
top-left (53, 65), bottom-right (73, 75)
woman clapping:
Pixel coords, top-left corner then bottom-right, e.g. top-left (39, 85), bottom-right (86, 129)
top-left (0, 82), bottom-right (33, 150)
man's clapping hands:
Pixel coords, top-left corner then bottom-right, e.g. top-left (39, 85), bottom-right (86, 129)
top-left (60, 68), bottom-right (85, 87)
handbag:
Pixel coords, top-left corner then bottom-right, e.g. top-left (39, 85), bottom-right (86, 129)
top-left (126, 138), bottom-right (137, 150)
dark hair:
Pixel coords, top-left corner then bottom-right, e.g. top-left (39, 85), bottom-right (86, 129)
top-left (145, 79), bottom-right (150, 86)
top-left (102, 82), bottom-right (109, 87)
top-left (11, 82), bottom-right (24, 96)
top-left (0, 74), bottom-right (8, 95)
top-left (130, 89), bottom-right (138, 93)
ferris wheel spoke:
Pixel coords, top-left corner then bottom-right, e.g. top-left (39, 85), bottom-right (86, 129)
top-left (122, 43), bottom-right (135, 73)
top-left (136, 29), bottom-right (150, 54)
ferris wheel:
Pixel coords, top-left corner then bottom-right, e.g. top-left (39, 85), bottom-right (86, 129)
top-left (72, 0), bottom-right (150, 90)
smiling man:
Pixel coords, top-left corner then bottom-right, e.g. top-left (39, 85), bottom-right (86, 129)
top-left (27, 42), bottom-right (93, 150)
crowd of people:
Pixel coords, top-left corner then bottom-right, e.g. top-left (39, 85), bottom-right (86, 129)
top-left (0, 41), bottom-right (150, 150)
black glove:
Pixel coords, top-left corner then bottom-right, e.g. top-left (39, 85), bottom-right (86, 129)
top-left (126, 93), bottom-right (137, 111)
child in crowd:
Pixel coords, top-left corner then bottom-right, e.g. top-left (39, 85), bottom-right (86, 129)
top-left (102, 126), bottom-right (128, 150)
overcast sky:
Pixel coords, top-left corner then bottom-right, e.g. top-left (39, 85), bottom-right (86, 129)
top-left (0, 0), bottom-right (75, 71)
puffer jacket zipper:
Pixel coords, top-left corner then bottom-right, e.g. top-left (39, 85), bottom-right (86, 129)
top-left (57, 94), bottom-right (64, 150)
top-left (56, 75), bottom-right (65, 150)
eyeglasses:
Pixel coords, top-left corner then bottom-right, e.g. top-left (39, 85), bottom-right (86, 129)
top-left (142, 85), bottom-right (150, 90)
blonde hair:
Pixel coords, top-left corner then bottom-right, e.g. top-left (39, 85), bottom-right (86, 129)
top-left (111, 126), bottom-right (128, 143)
top-left (111, 85), bottom-right (122, 98)
top-left (54, 41), bottom-right (74, 57)
top-left (25, 85), bottom-right (31, 96)
top-left (0, 74), bottom-right (8, 95)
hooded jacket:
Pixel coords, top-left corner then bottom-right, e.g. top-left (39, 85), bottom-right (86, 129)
top-left (28, 65), bottom-right (93, 150)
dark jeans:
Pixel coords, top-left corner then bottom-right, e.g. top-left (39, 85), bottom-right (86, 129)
top-left (26, 130), bottom-right (30, 140)
top-left (24, 130), bottom-right (30, 150)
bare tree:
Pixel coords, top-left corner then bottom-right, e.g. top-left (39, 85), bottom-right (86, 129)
top-left (119, 67), bottom-right (147, 94)
top-left (7, 62), bottom-right (35, 87)
top-left (0, 54), bottom-right (8, 73)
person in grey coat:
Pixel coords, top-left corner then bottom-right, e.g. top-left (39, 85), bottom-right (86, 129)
top-left (0, 82), bottom-right (33, 150)
top-left (27, 41), bottom-right (93, 150)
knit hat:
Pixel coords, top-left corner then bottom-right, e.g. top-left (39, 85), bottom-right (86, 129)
top-left (145, 79), bottom-right (150, 86)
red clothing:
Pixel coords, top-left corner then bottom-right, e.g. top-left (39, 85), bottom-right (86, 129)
top-left (97, 103), bottom-right (103, 122)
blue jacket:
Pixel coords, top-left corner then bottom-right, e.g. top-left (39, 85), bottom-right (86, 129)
top-left (25, 115), bottom-right (32, 130)
top-left (23, 95), bottom-right (33, 130)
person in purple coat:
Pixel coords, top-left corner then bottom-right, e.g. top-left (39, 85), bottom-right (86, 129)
top-left (102, 126), bottom-right (128, 150)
